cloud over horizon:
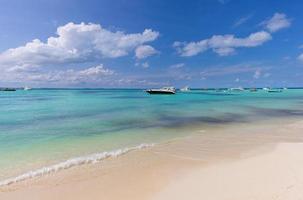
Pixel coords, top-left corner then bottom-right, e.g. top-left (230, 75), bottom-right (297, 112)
top-left (0, 64), bottom-right (115, 85)
top-left (0, 22), bottom-right (159, 72)
top-left (174, 31), bottom-right (272, 57)
top-left (174, 13), bottom-right (291, 57)
top-left (0, 22), bottom-right (160, 86)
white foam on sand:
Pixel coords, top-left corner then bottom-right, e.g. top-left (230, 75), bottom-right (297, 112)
top-left (0, 143), bottom-right (154, 187)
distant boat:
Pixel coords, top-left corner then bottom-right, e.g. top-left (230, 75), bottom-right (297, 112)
top-left (250, 88), bottom-right (258, 92)
top-left (229, 87), bottom-right (244, 92)
top-left (267, 89), bottom-right (282, 93)
top-left (263, 87), bottom-right (270, 91)
top-left (180, 86), bottom-right (190, 92)
top-left (283, 87), bottom-right (288, 90)
top-left (0, 88), bottom-right (16, 91)
top-left (146, 87), bottom-right (176, 94)
top-left (23, 86), bottom-right (32, 91)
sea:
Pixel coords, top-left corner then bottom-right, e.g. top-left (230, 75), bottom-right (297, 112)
top-left (0, 88), bottom-right (303, 185)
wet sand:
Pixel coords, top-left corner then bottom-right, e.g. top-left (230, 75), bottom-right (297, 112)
top-left (1, 118), bottom-right (303, 200)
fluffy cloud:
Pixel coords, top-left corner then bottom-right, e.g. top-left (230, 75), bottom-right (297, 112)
top-left (74, 64), bottom-right (114, 78)
top-left (173, 40), bottom-right (208, 57)
top-left (174, 13), bottom-right (290, 57)
top-left (174, 31), bottom-right (272, 57)
top-left (141, 62), bottom-right (149, 68)
top-left (1, 64), bottom-right (114, 85)
top-left (170, 63), bottom-right (185, 68)
top-left (66, 65), bottom-right (113, 83)
top-left (135, 45), bottom-right (158, 59)
top-left (0, 22), bottom-right (159, 71)
top-left (213, 47), bottom-right (235, 56)
top-left (261, 13), bottom-right (291, 33)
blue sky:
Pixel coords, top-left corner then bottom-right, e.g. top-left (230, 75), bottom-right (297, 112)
top-left (0, 0), bottom-right (302, 88)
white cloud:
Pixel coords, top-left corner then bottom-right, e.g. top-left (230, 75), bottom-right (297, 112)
top-left (233, 14), bottom-right (253, 28)
top-left (174, 31), bottom-right (272, 57)
top-left (209, 31), bottom-right (271, 48)
top-left (116, 78), bottom-right (161, 87)
top-left (253, 69), bottom-right (261, 79)
top-left (135, 45), bottom-right (158, 59)
top-left (1, 64), bottom-right (114, 85)
top-left (173, 40), bottom-right (208, 57)
top-left (261, 13), bottom-right (291, 33)
top-left (170, 63), bottom-right (185, 68)
top-left (1, 64), bottom-right (115, 86)
top-left (142, 62), bottom-right (149, 68)
top-left (0, 22), bottom-right (159, 71)
top-left (77, 64), bottom-right (114, 77)
top-left (213, 47), bottom-right (235, 56)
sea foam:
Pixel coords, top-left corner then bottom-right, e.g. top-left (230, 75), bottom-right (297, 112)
top-left (0, 143), bottom-right (154, 187)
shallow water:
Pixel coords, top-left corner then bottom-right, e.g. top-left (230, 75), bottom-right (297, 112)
top-left (0, 88), bottom-right (302, 182)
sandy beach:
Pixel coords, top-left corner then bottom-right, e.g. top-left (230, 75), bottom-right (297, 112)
top-left (1, 118), bottom-right (303, 200)
top-left (153, 142), bottom-right (303, 200)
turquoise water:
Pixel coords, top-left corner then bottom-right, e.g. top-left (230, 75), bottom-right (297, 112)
top-left (0, 88), bottom-right (303, 183)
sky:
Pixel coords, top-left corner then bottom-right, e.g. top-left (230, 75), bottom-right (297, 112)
top-left (0, 0), bottom-right (303, 88)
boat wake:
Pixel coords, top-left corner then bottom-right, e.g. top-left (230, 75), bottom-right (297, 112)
top-left (0, 143), bottom-right (154, 187)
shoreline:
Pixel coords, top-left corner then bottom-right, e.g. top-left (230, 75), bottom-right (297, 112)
top-left (0, 143), bottom-right (155, 187)
top-left (1, 117), bottom-right (303, 199)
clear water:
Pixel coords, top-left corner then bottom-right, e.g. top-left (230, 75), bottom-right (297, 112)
top-left (0, 88), bottom-right (303, 182)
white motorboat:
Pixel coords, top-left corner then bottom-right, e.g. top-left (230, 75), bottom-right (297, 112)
top-left (229, 87), bottom-right (244, 92)
top-left (267, 89), bottom-right (282, 93)
top-left (146, 87), bottom-right (176, 94)
top-left (180, 86), bottom-right (190, 92)
top-left (24, 86), bottom-right (32, 91)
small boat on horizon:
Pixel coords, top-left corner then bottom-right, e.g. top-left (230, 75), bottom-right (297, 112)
top-left (146, 87), bottom-right (176, 95)
top-left (24, 86), bottom-right (32, 91)
top-left (0, 88), bottom-right (16, 91)
top-left (229, 87), bottom-right (244, 92)
top-left (180, 86), bottom-right (190, 92)
top-left (267, 88), bottom-right (282, 93)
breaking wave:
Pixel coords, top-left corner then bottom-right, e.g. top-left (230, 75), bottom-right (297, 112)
top-left (0, 143), bottom-right (154, 187)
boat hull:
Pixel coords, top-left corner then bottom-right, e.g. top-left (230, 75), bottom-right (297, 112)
top-left (268, 90), bottom-right (282, 93)
top-left (146, 90), bottom-right (175, 94)
top-left (0, 88), bottom-right (16, 91)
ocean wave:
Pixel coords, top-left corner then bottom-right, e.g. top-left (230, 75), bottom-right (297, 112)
top-left (0, 143), bottom-right (154, 187)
